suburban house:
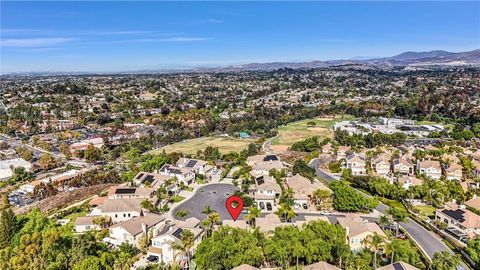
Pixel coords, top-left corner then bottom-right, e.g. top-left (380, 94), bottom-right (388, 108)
top-left (372, 155), bottom-right (391, 176)
top-left (157, 164), bottom-right (195, 185)
top-left (417, 160), bottom-right (442, 180)
top-left (435, 202), bottom-right (480, 238)
top-left (107, 186), bottom-right (154, 199)
top-left (91, 198), bottom-right (143, 223)
top-left (336, 146), bottom-right (351, 161)
top-left (104, 213), bottom-right (166, 247)
top-left (133, 172), bottom-right (177, 192)
top-left (148, 218), bottom-right (204, 266)
top-left (247, 154), bottom-right (285, 175)
top-left (322, 142), bottom-right (334, 155)
top-left (465, 195), bottom-right (480, 212)
top-left (70, 137), bottom-right (104, 153)
top-left (346, 154), bottom-right (367, 176)
top-left (74, 216), bottom-right (102, 233)
top-left (302, 262), bottom-right (341, 270)
top-left (285, 174), bottom-right (330, 210)
top-left (250, 173), bottom-right (281, 212)
top-left (377, 261), bottom-right (420, 270)
top-left (176, 158), bottom-right (216, 180)
top-left (397, 175), bottom-right (423, 190)
top-left (444, 163), bottom-right (463, 181)
top-left (255, 213), bottom-right (285, 233)
top-left (336, 217), bottom-right (387, 252)
top-left (393, 157), bottom-right (415, 175)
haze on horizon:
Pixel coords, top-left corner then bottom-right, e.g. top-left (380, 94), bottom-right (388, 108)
top-left (1, 1), bottom-right (479, 73)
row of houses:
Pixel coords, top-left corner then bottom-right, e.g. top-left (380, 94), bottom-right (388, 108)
top-left (324, 143), bottom-right (479, 182)
top-left (72, 157), bottom-right (221, 265)
top-left (246, 154), bottom-right (330, 212)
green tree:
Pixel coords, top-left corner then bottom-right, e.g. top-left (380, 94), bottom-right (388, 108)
top-left (292, 160), bottom-right (316, 180)
top-left (430, 251), bottom-right (461, 270)
top-left (387, 207), bottom-right (408, 237)
top-left (245, 205), bottom-right (261, 227)
top-left (330, 180), bottom-right (378, 212)
top-left (385, 239), bottom-right (422, 267)
top-left (361, 232), bottom-right (386, 270)
top-left (0, 208), bottom-right (17, 248)
top-left (466, 238), bottom-right (480, 265)
top-left (312, 189), bottom-right (332, 210)
top-left (84, 144), bottom-right (102, 163)
top-left (195, 226), bottom-right (264, 269)
top-left (59, 142), bottom-right (71, 159)
top-left (73, 256), bottom-right (104, 270)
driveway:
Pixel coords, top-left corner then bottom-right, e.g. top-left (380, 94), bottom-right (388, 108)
top-left (171, 183), bottom-right (243, 221)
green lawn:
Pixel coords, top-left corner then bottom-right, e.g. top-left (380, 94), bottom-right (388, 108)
top-left (271, 115), bottom-right (355, 149)
top-left (414, 205), bottom-right (436, 218)
top-left (149, 136), bottom-right (257, 155)
top-left (170, 195), bottom-right (186, 203)
top-left (380, 198), bottom-right (408, 212)
top-left (63, 210), bottom-right (88, 222)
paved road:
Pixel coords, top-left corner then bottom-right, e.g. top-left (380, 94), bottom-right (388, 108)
top-left (309, 158), bottom-right (452, 261)
top-left (172, 183), bottom-right (243, 221)
top-left (0, 133), bottom-right (64, 160)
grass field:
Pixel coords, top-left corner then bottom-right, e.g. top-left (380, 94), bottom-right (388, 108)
top-left (150, 136), bottom-right (257, 155)
top-left (271, 115), bottom-right (355, 150)
top-left (414, 205), bottom-right (436, 218)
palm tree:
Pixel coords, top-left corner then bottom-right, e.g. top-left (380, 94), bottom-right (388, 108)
top-left (361, 232), bottom-right (386, 270)
top-left (275, 203), bottom-right (296, 223)
top-left (171, 229), bottom-right (195, 268)
top-left (180, 229), bottom-right (194, 262)
top-left (113, 251), bottom-right (136, 270)
top-left (312, 189), bottom-right (331, 210)
top-left (387, 207), bottom-right (408, 237)
top-left (379, 214), bottom-right (392, 231)
top-left (201, 210), bottom-right (221, 237)
top-left (245, 205), bottom-right (260, 227)
top-left (202, 205), bottom-right (213, 216)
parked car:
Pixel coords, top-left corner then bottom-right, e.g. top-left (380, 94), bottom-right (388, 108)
top-left (146, 255), bottom-right (158, 263)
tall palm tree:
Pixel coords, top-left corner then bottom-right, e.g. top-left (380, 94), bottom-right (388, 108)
top-left (361, 232), bottom-right (386, 270)
top-left (201, 210), bottom-right (221, 237)
top-left (171, 229), bottom-right (195, 269)
top-left (387, 207), bottom-right (407, 237)
top-left (245, 205), bottom-right (260, 227)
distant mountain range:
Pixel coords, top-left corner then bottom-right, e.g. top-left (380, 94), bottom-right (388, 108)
top-left (190, 49), bottom-right (480, 72)
top-left (2, 49), bottom-right (479, 76)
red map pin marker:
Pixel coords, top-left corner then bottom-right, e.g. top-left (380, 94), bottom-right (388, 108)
top-left (225, 195), bottom-right (244, 221)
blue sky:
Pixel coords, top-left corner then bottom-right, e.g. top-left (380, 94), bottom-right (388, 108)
top-left (1, 1), bottom-right (479, 72)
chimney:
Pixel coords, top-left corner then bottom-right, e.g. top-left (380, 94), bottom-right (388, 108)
top-left (459, 205), bottom-right (466, 210)
top-left (141, 223), bottom-right (147, 234)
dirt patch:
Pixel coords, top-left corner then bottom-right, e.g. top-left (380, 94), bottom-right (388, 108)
top-left (14, 184), bottom-right (113, 215)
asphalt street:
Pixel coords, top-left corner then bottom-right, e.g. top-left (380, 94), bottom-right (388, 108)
top-left (172, 183), bottom-right (243, 221)
top-left (309, 158), bottom-right (452, 260)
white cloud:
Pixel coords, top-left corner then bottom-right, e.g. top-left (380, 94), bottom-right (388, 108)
top-left (1, 37), bottom-right (75, 47)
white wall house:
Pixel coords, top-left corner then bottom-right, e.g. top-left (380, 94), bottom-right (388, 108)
top-left (346, 154), bottom-right (366, 176)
